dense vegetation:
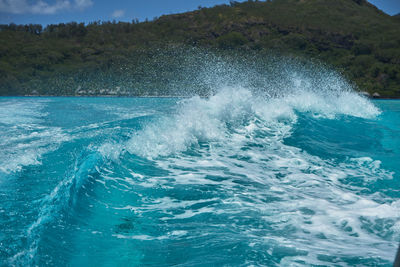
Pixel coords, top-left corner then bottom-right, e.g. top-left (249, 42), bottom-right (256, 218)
top-left (0, 0), bottom-right (399, 97)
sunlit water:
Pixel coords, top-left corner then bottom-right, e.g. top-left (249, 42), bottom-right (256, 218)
top-left (0, 89), bottom-right (399, 266)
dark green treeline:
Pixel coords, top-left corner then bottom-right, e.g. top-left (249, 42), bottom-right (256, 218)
top-left (0, 0), bottom-right (399, 97)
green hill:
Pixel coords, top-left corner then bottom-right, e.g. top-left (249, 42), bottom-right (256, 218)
top-left (0, 0), bottom-right (399, 97)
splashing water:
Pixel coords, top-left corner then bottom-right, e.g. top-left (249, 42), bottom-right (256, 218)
top-left (0, 57), bottom-right (399, 266)
top-left (127, 85), bottom-right (380, 159)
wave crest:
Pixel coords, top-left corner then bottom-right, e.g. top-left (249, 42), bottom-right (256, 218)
top-left (127, 82), bottom-right (379, 159)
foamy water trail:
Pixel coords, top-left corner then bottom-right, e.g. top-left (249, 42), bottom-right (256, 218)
top-left (8, 151), bottom-right (103, 265)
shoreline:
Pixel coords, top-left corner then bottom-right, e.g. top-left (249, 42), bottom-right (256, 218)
top-left (6, 95), bottom-right (400, 99)
top-left (1, 92), bottom-right (400, 99)
top-left (7, 95), bottom-right (192, 98)
top-left (0, 96), bottom-right (399, 100)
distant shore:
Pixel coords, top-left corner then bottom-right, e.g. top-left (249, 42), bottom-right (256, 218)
top-left (19, 94), bottom-right (191, 98)
top-left (11, 93), bottom-right (400, 99)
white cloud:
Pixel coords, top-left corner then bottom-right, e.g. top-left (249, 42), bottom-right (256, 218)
top-left (111, 9), bottom-right (124, 18)
top-left (31, 0), bottom-right (71, 15)
top-left (0, 0), bottom-right (27, 14)
top-left (0, 0), bottom-right (93, 15)
top-left (74, 0), bottom-right (92, 10)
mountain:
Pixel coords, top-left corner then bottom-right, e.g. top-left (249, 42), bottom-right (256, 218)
top-left (0, 0), bottom-right (399, 97)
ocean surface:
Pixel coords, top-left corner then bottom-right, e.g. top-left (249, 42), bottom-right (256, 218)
top-left (0, 89), bottom-right (399, 266)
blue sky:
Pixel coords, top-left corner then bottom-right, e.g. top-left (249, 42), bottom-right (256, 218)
top-left (0, 0), bottom-right (399, 25)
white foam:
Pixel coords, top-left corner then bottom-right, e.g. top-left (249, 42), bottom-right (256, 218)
top-left (125, 84), bottom-right (380, 160)
top-left (0, 99), bottom-right (72, 174)
top-left (0, 99), bottom-right (48, 125)
top-left (285, 90), bottom-right (381, 119)
top-left (112, 230), bottom-right (187, 241)
top-left (116, 84), bottom-right (395, 264)
top-left (0, 127), bottom-right (71, 174)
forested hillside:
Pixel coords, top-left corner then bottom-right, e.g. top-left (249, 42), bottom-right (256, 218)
top-left (0, 0), bottom-right (399, 97)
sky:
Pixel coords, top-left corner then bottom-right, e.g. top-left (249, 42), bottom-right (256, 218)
top-left (0, 0), bottom-right (399, 26)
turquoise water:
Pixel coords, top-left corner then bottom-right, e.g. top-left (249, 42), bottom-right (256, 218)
top-left (0, 90), bottom-right (399, 266)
